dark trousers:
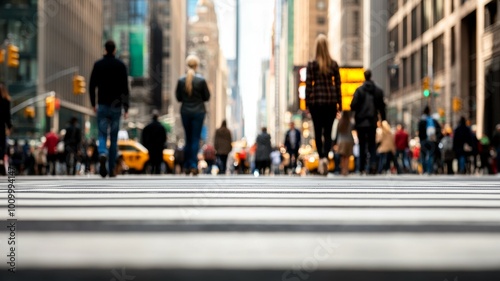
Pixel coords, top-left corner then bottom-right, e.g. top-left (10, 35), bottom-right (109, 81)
top-left (288, 150), bottom-right (299, 172)
top-left (444, 159), bottom-right (454, 175)
top-left (357, 126), bottom-right (377, 173)
top-left (47, 154), bottom-right (58, 175)
top-left (216, 154), bottom-right (228, 174)
top-left (255, 160), bottom-right (270, 175)
top-left (150, 161), bottom-right (162, 174)
top-left (309, 105), bottom-right (336, 158)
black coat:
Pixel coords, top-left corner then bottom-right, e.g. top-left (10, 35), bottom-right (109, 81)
top-left (175, 74), bottom-right (210, 115)
top-left (284, 128), bottom-right (301, 152)
top-left (350, 80), bottom-right (386, 128)
top-left (453, 124), bottom-right (473, 157)
top-left (255, 132), bottom-right (272, 161)
top-left (0, 97), bottom-right (12, 156)
top-left (89, 54), bottom-right (130, 112)
top-left (142, 120), bottom-right (167, 164)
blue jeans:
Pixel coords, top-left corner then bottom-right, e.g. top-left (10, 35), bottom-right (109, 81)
top-left (97, 105), bottom-right (122, 173)
top-left (420, 140), bottom-right (435, 174)
top-left (181, 112), bottom-right (205, 170)
top-left (458, 155), bottom-right (467, 174)
top-left (395, 149), bottom-right (411, 172)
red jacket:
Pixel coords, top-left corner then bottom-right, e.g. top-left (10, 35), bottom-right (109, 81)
top-left (44, 132), bottom-right (59, 155)
top-left (395, 129), bottom-right (409, 151)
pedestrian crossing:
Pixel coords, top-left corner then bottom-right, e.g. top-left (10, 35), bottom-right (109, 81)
top-left (1, 175), bottom-right (500, 280)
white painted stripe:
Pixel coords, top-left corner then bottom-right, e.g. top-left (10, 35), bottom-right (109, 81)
top-left (3, 232), bottom-right (499, 270)
top-left (11, 207), bottom-right (500, 222)
top-left (15, 198), bottom-right (500, 207)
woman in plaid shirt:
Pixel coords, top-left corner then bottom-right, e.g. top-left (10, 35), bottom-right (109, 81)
top-left (305, 34), bottom-right (342, 175)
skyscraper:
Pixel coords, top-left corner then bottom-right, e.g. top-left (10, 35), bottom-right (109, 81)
top-left (1, 0), bottom-right (103, 137)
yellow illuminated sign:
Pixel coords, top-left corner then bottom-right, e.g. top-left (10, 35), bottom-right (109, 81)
top-left (339, 67), bottom-right (364, 111)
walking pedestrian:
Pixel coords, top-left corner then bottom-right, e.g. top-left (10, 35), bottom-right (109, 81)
top-left (417, 106), bottom-right (442, 174)
top-left (43, 129), bottom-right (59, 176)
top-left (176, 55), bottom-right (210, 176)
top-left (202, 143), bottom-right (216, 174)
top-left (214, 120), bottom-right (232, 175)
top-left (89, 40), bottom-right (130, 178)
top-left (493, 124), bottom-right (500, 174)
top-left (270, 147), bottom-right (282, 175)
top-left (63, 117), bottom-right (82, 175)
top-left (336, 111), bottom-right (354, 176)
top-left (350, 70), bottom-right (386, 174)
top-left (395, 123), bottom-right (411, 173)
top-left (142, 110), bottom-right (167, 174)
top-left (305, 34), bottom-right (342, 175)
top-left (440, 127), bottom-right (455, 175)
top-left (255, 127), bottom-right (272, 175)
top-left (284, 122), bottom-right (301, 174)
top-left (453, 117), bottom-right (473, 174)
top-left (376, 120), bottom-right (399, 174)
top-left (0, 83), bottom-right (13, 175)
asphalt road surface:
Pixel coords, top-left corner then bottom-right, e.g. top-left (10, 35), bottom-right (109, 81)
top-left (1, 174), bottom-right (500, 280)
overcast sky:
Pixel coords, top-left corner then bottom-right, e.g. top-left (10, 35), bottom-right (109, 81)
top-left (214, 0), bottom-right (275, 142)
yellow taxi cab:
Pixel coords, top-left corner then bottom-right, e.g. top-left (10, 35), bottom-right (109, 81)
top-left (300, 149), bottom-right (355, 174)
top-left (117, 139), bottom-right (174, 173)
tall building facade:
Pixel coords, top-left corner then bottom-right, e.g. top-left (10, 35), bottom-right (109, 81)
top-left (149, 0), bottom-right (186, 145)
top-left (188, 0), bottom-right (227, 144)
top-left (1, 0), bottom-right (102, 138)
top-left (330, 0), bottom-right (363, 67)
top-left (388, 0), bottom-right (500, 137)
top-left (226, 59), bottom-right (244, 141)
top-left (103, 0), bottom-right (186, 142)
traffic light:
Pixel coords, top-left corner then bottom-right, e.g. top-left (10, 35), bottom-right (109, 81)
top-left (0, 49), bottom-right (5, 64)
top-left (24, 106), bottom-right (35, 119)
top-left (452, 97), bottom-right (462, 112)
top-left (7, 44), bottom-right (19, 68)
top-left (45, 96), bottom-right (55, 117)
top-left (73, 75), bottom-right (86, 95)
top-left (422, 76), bottom-right (430, 97)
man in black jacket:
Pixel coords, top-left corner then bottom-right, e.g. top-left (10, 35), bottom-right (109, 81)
top-left (142, 110), bottom-right (167, 174)
top-left (350, 70), bottom-right (386, 174)
top-left (418, 106), bottom-right (443, 174)
top-left (64, 117), bottom-right (82, 175)
top-left (89, 40), bottom-right (129, 178)
top-left (284, 122), bottom-right (301, 174)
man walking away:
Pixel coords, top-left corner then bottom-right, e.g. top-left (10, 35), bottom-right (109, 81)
top-left (214, 120), bottom-right (232, 175)
top-left (255, 127), bottom-right (272, 175)
top-left (43, 129), bottom-right (59, 176)
top-left (350, 70), bottom-right (386, 174)
top-left (89, 40), bottom-right (130, 178)
top-left (452, 117), bottom-right (473, 174)
top-left (418, 106), bottom-right (442, 174)
top-left (64, 117), bottom-right (82, 175)
top-left (491, 124), bottom-right (500, 174)
top-left (284, 122), bottom-right (301, 174)
top-left (395, 123), bottom-right (411, 173)
top-left (142, 110), bottom-right (166, 174)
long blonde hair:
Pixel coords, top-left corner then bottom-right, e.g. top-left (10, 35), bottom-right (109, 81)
top-left (314, 34), bottom-right (333, 74)
top-left (185, 55), bottom-right (200, 95)
top-left (0, 83), bottom-right (11, 101)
